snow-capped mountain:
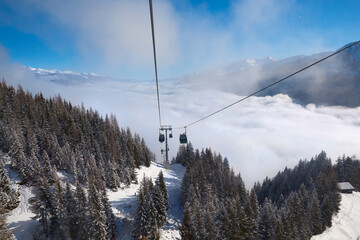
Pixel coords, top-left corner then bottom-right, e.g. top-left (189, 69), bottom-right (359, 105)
top-left (25, 66), bottom-right (127, 86)
top-left (24, 42), bottom-right (360, 107)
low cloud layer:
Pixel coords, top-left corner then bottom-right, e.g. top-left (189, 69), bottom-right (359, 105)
top-left (1, 59), bottom-right (360, 187)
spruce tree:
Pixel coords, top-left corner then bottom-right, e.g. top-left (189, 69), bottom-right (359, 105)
top-left (63, 183), bottom-right (78, 239)
top-left (179, 202), bottom-right (192, 240)
top-left (309, 189), bottom-right (322, 235)
top-left (29, 177), bottom-right (53, 238)
top-left (133, 181), bottom-right (147, 239)
top-left (74, 181), bottom-right (89, 240)
top-left (258, 198), bottom-right (276, 240)
top-left (88, 183), bottom-right (108, 240)
top-left (0, 164), bottom-right (19, 240)
top-left (9, 129), bottom-right (26, 180)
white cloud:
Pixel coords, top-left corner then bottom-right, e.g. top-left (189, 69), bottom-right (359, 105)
top-left (2, 48), bottom-right (360, 187)
top-left (35, 0), bottom-right (179, 67)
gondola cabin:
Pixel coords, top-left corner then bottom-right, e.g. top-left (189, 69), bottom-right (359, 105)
top-left (159, 133), bottom-right (165, 143)
top-left (179, 133), bottom-right (187, 144)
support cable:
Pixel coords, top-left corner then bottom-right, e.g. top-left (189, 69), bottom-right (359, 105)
top-left (181, 41), bottom-right (360, 129)
top-left (149, 0), bottom-right (162, 126)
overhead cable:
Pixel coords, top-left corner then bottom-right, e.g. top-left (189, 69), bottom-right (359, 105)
top-left (149, 0), bottom-right (162, 127)
top-left (182, 40), bottom-right (360, 129)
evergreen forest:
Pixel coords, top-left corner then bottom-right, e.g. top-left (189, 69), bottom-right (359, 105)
top-left (0, 80), bottom-right (155, 239)
top-left (175, 144), bottom-right (359, 240)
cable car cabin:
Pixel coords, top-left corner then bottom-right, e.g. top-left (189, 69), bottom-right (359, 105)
top-left (159, 133), bottom-right (165, 143)
top-left (169, 133), bottom-right (173, 138)
top-left (179, 133), bottom-right (187, 144)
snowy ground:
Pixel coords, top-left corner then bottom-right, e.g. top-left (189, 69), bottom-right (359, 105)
top-left (312, 191), bottom-right (360, 240)
top-left (107, 162), bottom-right (185, 240)
top-left (6, 158), bottom-right (360, 240)
top-left (6, 161), bottom-right (184, 240)
top-left (5, 163), bottom-right (38, 240)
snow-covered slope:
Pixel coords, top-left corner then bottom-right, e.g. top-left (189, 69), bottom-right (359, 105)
top-left (7, 161), bottom-right (184, 240)
top-left (107, 162), bottom-right (185, 240)
top-left (5, 163), bottom-right (38, 240)
top-left (312, 192), bottom-right (360, 240)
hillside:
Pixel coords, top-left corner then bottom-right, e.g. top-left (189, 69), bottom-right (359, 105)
top-left (6, 160), bottom-right (185, 240)
top-left (6, 148), bottom-right (360, 240)
top-left (0, 80), bottom-right (155, 239)
top-left (312, 192), bottom-right (360, 240)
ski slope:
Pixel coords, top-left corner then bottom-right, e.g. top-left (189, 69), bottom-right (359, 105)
top-left (6, 159), bottom-right (360, 240)
top-left (5, 163), bottom-right (38, 240)
top-left (7, 161), bottom-right (185, 240)
top-left (312, 191), bottom-right (360, 240)
top-left (107, 162), bottom-right (185, 240)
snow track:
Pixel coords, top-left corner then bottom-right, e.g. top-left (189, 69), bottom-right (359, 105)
top-left (107, 162), bottom-right (185, 240)
top-left (5, 163), bottom-right (38, 240)
top-left (311, 192), bottom-right (360, 240)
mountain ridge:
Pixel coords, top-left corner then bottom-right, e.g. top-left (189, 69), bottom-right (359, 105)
top-left (23, 42), bottom-right (360, 107)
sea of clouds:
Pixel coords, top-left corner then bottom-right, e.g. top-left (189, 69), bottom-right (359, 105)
top-left (2, 51), bottom-right (360, 187)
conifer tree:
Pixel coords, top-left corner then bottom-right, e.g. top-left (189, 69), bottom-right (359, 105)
top-left (49, 177), bottom-right (69, 239)
top-left (63, 183), bottom-right (78, 239)
top-left (309, 189), bottom-right (322, 235)
top-left (0, 163), bottom-right (19, 240)
top-left (29, 177), bottom-right (53, 238)
top-left (42, 150), bottom-right (56, 184)
top-left (74, 181), bottom-right (89, 240)
top-left (179, 202), bottom-right (192, 240)
top-left (133, 181), bottom-right (147, 239)
top-left (9, 129), bottom-right (26, 180)
top-left (88, 183), bottom-right (108, 240)
top-left (154, 171), bottom-right (168, 227)
top-left (153, 184), bottom-right (167, 227)
top-left (258, 198), bottom-right (276, 240)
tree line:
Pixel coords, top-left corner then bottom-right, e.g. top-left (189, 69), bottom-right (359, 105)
top-left (176, 146), bottom-right (348, 240)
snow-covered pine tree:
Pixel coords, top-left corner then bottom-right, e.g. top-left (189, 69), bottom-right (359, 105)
top-left (153, 171), bottom-right (168, 227)
top-left (153, 183), bottom-right (167, 228)
top-left (9, 128), bottom-right (26, 181)
top-left (0, 162), bottom-right (19, 240)
top-left (49, 177), bottom-right (70, 239)
top-left (309, 188), bottom-right (322, 235)
top-left (74, 181), bottom-right (89, 239)
top-left (88, 183), bottom-right (108, 240)
top-left (63, 183), bottom-right (78, 239)
top-left (179, 202), bottom-right (192, 240)
top-left (29, 176), bottom-right (53, 239)
top-left (133, 176), bottom-right (148, 239)
top-left (258, 198), bottom-right (277, 240)
top-left (42, 150), bottom-right (56, 184)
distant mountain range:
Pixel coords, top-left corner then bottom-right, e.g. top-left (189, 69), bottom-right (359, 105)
top-left (178, 42), bottom-right (360, 107)
top-left (26, 42), bottom-right (360, 107)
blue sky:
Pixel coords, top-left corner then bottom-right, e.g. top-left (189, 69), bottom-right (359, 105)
top-left (0, 0), bottom-right (360, 80)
